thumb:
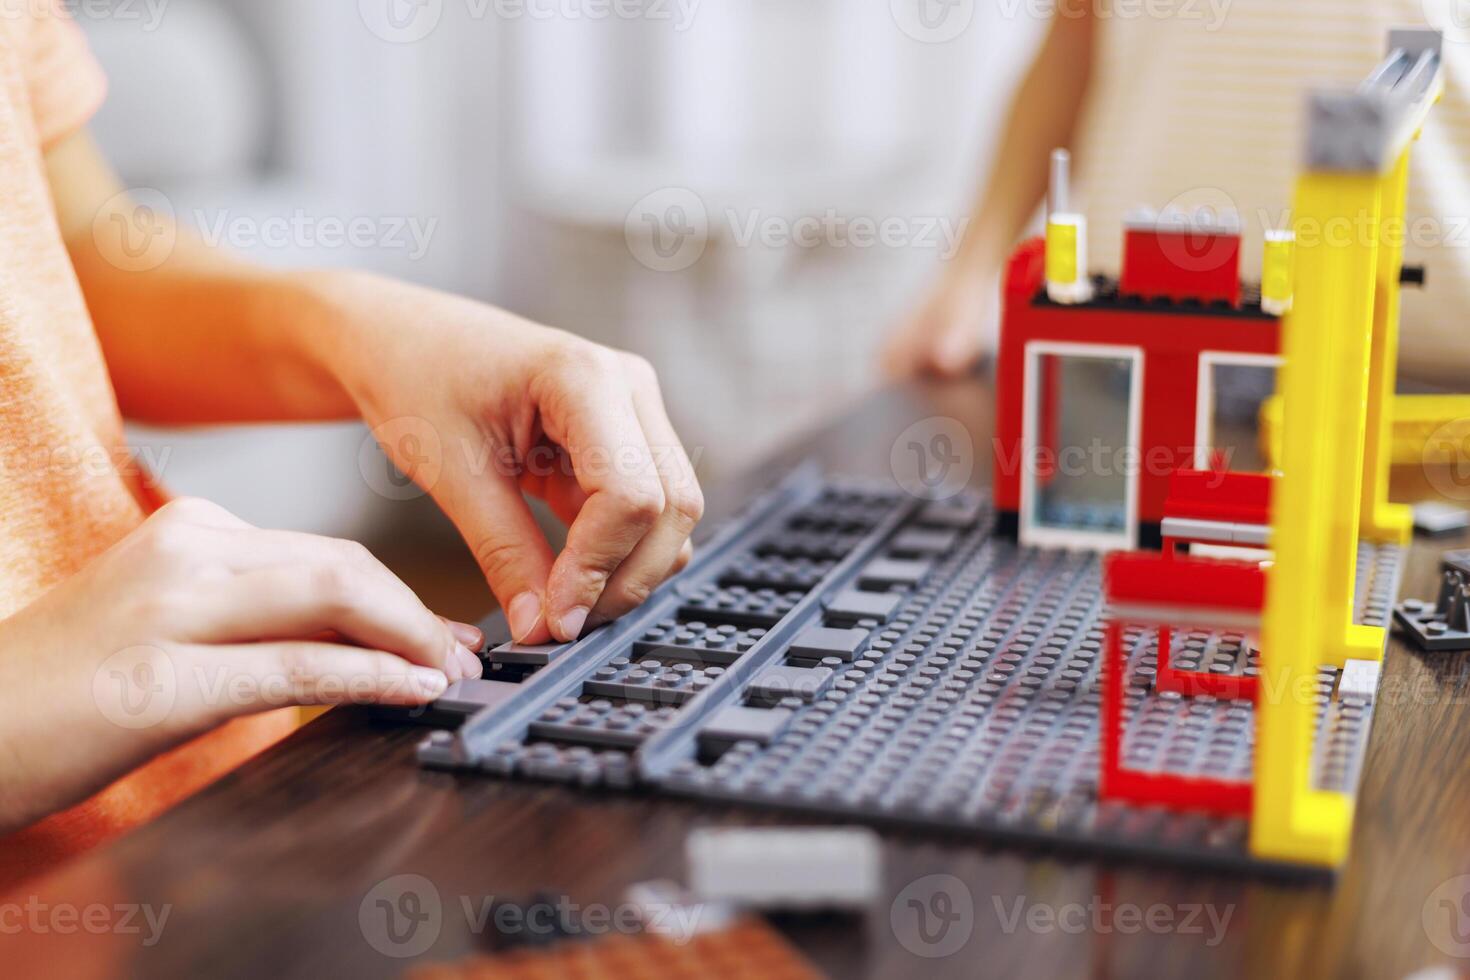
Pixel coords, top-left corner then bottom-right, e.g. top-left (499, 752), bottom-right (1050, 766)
top-left (439, 471), bottom-right (557, 645)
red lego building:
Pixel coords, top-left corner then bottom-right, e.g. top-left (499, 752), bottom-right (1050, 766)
top-left (992, 209), bottom-right (1281, 549)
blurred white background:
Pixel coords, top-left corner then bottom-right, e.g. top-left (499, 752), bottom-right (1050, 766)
top-left (76, 0), bottom-right (1039, 541)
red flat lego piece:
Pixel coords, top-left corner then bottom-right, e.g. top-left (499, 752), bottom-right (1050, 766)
top-left (1105, 551), bottom-right (1266, 614)
top-left (1164, 469), bottom-right (1274, 526)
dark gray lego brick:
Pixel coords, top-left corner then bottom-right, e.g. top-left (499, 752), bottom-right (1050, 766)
top-left (916, 495), bottom-right (986, 529)
top-left (489, 642), bottom-right (569, 667)
top-left (631, 620), bottom-right (766, 665)
top-left (527, 696), bottom-right (680, 749)
top-left (890, 527), bottom-right (961, 556)
top-left (678, 584), bottom-right (803, 629)
top-left (719, 553), bottom-right (836, 591)
top-left (1393, 569), bottom-right (1470, 651)
top-left (858, 557), bottom-right (934, 590)
top-left (788, 626), bottom-right (868, 662)
top-left (823, 589), bottom-right (903, 626)
top-left (748, 664), bottom-right (835, 706)
top-left (436, 679), bottom-right (523, 718)
top-left (583, 656), bottom-right (724, 707)
top-left (698, 705), bottom-right (795, 751)
top-left (755, 528), bottom-right (868, 561)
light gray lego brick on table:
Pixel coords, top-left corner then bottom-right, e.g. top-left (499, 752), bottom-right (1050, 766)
top-left (1337, 659), bottom-right (1381, 702)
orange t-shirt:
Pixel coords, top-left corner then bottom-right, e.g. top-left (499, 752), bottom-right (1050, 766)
top-left (0, 3), bottom-right (294, 886)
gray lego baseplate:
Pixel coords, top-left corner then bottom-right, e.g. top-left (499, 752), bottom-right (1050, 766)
top-left (406, 468), bottom-right (1402, 879)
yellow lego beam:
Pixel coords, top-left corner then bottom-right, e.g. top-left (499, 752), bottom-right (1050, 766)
top-left (1254, 168), bottom-right (1385, 868)
top-left (1263, 393), bottom-right (1470, 470)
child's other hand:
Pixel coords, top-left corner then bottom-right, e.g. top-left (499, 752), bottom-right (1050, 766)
top-left (881, 270), bottom-right (994, 380)
top-left (314, 273), bottom-right (705, 648)
top-left (0, 497), bottom-right (474, 831)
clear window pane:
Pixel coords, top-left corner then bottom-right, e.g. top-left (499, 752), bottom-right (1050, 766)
top-left (1203, 361), bottom-right (1277, 473)
top-left (1031, 352), bottom-right (1134, 536)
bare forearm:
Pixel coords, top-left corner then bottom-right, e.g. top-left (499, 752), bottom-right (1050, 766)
top-left (47, 129), bottom-right (354, 424)
top-left (949, 11), bottom-right (1097, 278)
top-left (70, 240), bottom-right (356, 424)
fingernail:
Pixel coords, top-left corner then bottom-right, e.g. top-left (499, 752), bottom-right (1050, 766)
top-left (410, 668), bottom-right (448, 700)
top-left (557, 606), bottom-right (590, 641)
top-left (446, 619), bottom-right (484, 648)
top-left (456, 643), bottom-right (483, 680)
top-left (508, 591), bottom-right (544, 643)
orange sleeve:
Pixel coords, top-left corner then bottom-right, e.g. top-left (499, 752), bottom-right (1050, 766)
top-left (27, 0), bottom-right (107, 150)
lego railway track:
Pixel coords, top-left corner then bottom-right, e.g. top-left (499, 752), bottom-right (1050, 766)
top-left (406, 469), bottom-right (1402, 879)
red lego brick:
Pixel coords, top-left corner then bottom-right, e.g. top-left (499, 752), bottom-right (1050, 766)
top-left (1163, 469), bottom-right (1274, 526)
top-left (1120, 227), bottom-right (1242, 307)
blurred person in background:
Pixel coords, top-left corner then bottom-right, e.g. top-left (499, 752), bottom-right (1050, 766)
top-left (884, 2), bottom-right (1470, 383)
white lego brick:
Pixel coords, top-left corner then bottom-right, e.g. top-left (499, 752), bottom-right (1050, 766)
top-left (686, 827), bottom-right (881, 910)
top-left (1188, 542), bottom-right (1274, 564)
top-left (1229, 522), bottom-right (1271, 547)
top-left (1413, 501), bottom-right (1470, 536)
top-left (1161, 517), bottom-right (1234, 544)
top-left (1338, 659), bottom-right (1381, 702)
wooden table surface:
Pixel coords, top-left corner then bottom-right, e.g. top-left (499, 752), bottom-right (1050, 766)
top-left (8, 377), bottom-right (1470, 979)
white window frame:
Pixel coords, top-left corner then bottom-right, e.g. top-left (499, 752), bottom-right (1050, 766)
top-left (1193, 351), bottom-right (1283, 471)
top-left (1019, 341), bottom-right (1144, 552)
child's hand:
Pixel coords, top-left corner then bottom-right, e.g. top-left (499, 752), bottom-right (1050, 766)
top-left (311, 272), bottom-right (705, 647)
top-left (0, 496), bottom-right (473, 832)
top-left (881, 267), bottom-right (995, 380)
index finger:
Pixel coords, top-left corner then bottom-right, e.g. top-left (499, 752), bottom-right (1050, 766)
top-left (537, 359), bottom-right (665, 640)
